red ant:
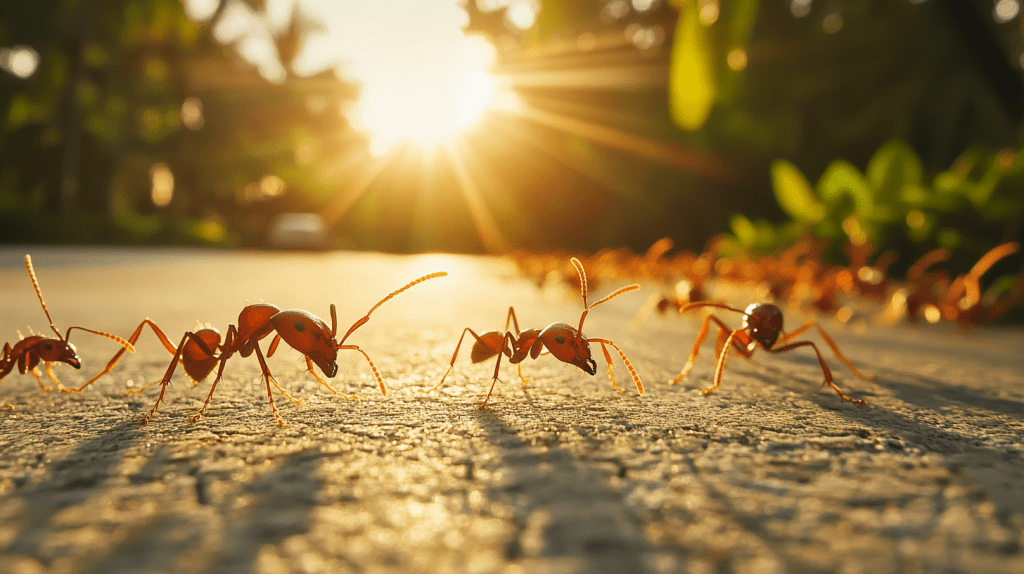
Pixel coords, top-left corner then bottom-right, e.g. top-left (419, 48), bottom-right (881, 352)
top-left (137, 271), bottom-right (447, 425)
top-left (1, 255), bottom-right (134, 393)
top-left (671, 302), bottom-right (873, 404)
top-left (940, 242), bottom-right (1021, 326)
top-left (424, 257), bottom-right (642, 408)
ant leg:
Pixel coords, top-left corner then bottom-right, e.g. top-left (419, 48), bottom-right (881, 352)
top-left (670, 313), bottom-right (713, 384)
top-left (480, 332), bottom-right (516, 410)
top-left (515, 363), bottom-right (528, 385)
top-left (599, 343), bottom-right (624, 393)
top-left (704, 330), bottom-right (740, 396)
top-left (811, 325), bottom-right (875, 381)
top-left (29, 366), bottom-right (52, 392)
top-left (43, 363), bottom-right (68, 391)
top-left (337, 345), bottom-right (386, 396)
top-left (766, 340), bottom-right (866, 404)
top-left (593, 339), bottom-right (644, 395)
top-left (252, 344), bottom-right (301, 427)
top-left (191, 351), bottom-right (231, 423)
top-left (672, 314), bottom-right (741, 384)
top-left (784, 322), bottom-right (874, 381)
top-left (503, 307), bottom-right (522, 338)
top-left (421, 327), bottom-right (477, 395)
top-left (141, 333), bottom-right (192, 424)
top-left (304, 356), bottom-right (358, 400)
top-left (66, 319), bottom-right (177, 393)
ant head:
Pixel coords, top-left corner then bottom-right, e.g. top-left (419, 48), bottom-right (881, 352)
top-left (533, 323), bottom-right (597, 375)
top-left (741, 303), bottom-right (784, 349)
top-left (35, 337), bottom-right (81, 369)
top-left (271, 310), bottom-right (339, 378)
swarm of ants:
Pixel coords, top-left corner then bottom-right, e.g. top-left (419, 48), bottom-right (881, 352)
top-left (511, 237), bottom-right (1023, 331)
top-left (3, 238), bottom-right (1021, 421)
top-left (510, 237), bottom-right (1022, 404)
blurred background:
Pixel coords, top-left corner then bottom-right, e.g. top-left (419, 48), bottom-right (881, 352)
top-left (1, 0), bottom-right (1023, 276)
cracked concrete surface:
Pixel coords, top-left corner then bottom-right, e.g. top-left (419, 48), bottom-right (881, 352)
top-left (1, 247), bottom-right (1022, 573)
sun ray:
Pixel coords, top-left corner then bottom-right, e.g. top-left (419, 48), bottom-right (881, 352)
top-left (441, 139), bottom-right (510, 254)
top-left (494, 100), bottom-right (735, 181)
top-left (480, 113), bottom-right (655, 209)
top-left (320, 153), bottom-right (390, 228)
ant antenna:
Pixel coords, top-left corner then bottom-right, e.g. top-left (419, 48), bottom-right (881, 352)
top-left (571, 258), bottom-right (640, 339)
top-left (338, 271), bottom-right (448, 345)
top-left (571, 257), bottom-right (589, 308)
top-left (25, 255), bottom-right (63, 341)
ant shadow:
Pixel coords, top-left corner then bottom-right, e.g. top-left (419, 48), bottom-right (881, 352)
top-left (79, 446), bottom-right (333, 574)
top-left (2, 417), bottom-right (143, 566)
top-left (469, 406), bottom-right (652, 574)
top-left (740, 352), bottom-right (1024, 523)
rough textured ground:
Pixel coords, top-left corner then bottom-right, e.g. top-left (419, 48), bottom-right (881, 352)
top-left (1, 246), bottom-right (1022, 574)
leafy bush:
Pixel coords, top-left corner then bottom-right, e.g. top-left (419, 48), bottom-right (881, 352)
top-left (724, 141), bottom-right (1024, 275)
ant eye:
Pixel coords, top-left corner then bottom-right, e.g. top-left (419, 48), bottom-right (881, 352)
top-left (294, 321), bottom-right (305, 332)
top-left (44, 343), bottom-right (54, 351)
top-left (555, 335), bottom-right (566, 345)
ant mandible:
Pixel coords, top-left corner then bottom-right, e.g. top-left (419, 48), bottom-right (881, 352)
top-left (138, 271), bottom-right (447, 425)
top-left (671, 302), bottom-right (873, 404)
top-left (1, 255), bottom-right (135, 393)
top-left (424, 257), bottom-right (643, 408)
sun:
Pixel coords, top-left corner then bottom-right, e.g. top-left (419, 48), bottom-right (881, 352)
top-left (283, 0), bottom-right (500, 156)
top-left (351, 35), bottom-right (497, 156)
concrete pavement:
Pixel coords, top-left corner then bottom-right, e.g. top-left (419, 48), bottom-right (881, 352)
top-left (1, 247), bottom-right (1022, 573)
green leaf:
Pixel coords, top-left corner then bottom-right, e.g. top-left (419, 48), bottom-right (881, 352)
top-left (668, 0), bottom-right (717, 131)
top-left (771, 160), bottom-right (825, 224)
top-left (867, 140), bottom-right (923, 202)
top-left (818, 159), bottom-right (873, 217)
top-left (730, 213), bottom-right (757, 246)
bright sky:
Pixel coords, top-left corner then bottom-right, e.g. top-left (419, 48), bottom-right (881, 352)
top-left (186, 0), bottom-right (523, 155)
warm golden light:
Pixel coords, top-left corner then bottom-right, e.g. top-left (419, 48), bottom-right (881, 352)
top-left (287, 0), bottom-right (499, 156)
top-left (180, 97), bottom-right (205, 130)
top-left (352, 36), bottom-right (497, 156)
top-left (150, 163), bottom-right (174, 207)
top-left (0, 46), bottom-right (40, 79)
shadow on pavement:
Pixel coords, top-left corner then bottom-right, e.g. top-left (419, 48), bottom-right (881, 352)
top-left (2, 418), bottom-right (143, 567)
top-left (471, 407), bottom-right (651, 574)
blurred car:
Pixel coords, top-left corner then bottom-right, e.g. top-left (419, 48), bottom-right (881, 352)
top-left (266, 212), bottom-right (329, 250)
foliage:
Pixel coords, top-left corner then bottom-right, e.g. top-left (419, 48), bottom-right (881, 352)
top-left (0, 0), bottom-right (361, 247)
top-left (722, 140), bottom-right (1024, 275)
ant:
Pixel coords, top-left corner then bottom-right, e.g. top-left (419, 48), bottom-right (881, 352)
top-left (670, 302), bottom-right (873, 404)
top-left (137, 271), bottom-right (447, 425)
top-left (424, 257), bottom-right (643, 408)
top-left (940, 242), bottom-right (1021, 326)
top-left (1, 255), bottom-right (135, 393)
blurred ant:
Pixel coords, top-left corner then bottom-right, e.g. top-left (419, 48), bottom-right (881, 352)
top-left (940, 242), bottom-right (1021, 326)
top-left (881, 242), bottom-right (1022, 326)
top-left (137, 272), bottom-right (447, 425)
top-left (671, 302), bottom-right (873, 404)
top-left (424, 257), bottom-right (642, 408)
top-left (1, 255), bottom-right (134, 393)
top-left (878, 248), bottom-right (952, 324)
